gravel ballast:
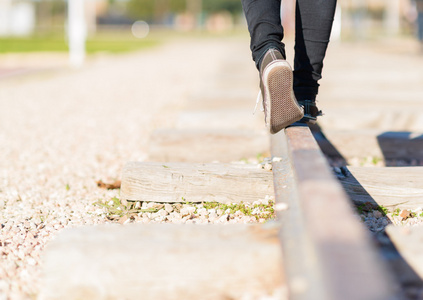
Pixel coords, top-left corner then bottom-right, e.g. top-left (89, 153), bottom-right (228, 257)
top-left (0, 39), bottom-right (260, 299)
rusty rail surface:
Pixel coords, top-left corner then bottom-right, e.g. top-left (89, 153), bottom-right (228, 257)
top-left (271, 123), bottom-right (397, 300)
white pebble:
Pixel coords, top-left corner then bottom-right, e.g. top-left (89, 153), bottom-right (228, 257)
top-left (197, 208), bottom-right (208, 216)
top-left (164, 204), bottom-right (173, 213)
top-left (27, 257), bottom-right (37, 266)
top-left (158, 209), bottom-right (168, 217)
top-left (186, 207), bottom-right (196, 214)
top-left (274, 203), bottom-right (288, 211)
top-left (218, 215), bottom-right (229, 223)
top-left (180, 208), bottom-right (190, 216)
top-left (252, 208), bottom-right (260, 215)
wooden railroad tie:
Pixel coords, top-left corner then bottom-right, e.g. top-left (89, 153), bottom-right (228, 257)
top-left (314, 129), bottom-right (423, 161)
top-left (40, 124), bottom-right (397, 300)
top-left (148, 128), bottom-right (269, 163)
top-left (39, 224), bottom-right (285, 300)
top-left (339, 166), bottom-right (423, 210)
top-left (121, 161), bottom-right (273, 203)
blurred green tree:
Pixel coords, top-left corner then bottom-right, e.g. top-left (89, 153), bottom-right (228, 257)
top-left (126, 0), bottom-right (242, 21)
top-left (126, 0), bottom-right (186, 21)
top-left (203, 0), bottom-right (242, 15)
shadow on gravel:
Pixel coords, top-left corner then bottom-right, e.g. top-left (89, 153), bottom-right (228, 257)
top-left (377, 131), bottom-right (423, 166)
top-left (340, 171), bottom-right (423, 299)
top-left (309, 123), bottom-right (348, 167)
top-left (311, 124), bottom-right (423, 299)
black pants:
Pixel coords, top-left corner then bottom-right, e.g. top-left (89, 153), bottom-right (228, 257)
top-left (241, 0), bottom-right (337, 101)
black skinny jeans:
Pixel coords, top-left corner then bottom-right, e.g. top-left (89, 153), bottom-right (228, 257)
top-left (241, 0), bottom-right (337, 101)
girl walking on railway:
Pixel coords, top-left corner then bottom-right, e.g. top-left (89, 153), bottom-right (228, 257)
top-left (242, 0), bottom-right (337, 134)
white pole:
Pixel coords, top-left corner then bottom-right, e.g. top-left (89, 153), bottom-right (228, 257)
top-left (385, 0), bottom-right (400, 36)
top-left (0, 0), bottom-right (12, 36)
top-left (331, 4), bottom-right (342, 42)
top-left (68, 0), bottom-right (87, 68)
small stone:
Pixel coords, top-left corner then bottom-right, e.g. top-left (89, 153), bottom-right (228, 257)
top-left (164, 204), bottom-right (173, 213)
top-left (373, 211), bottom-right (383, 219)
top-left (400, 210), bottom-right (411, 220)
top-left (208, 214), bottom-right (217, 222)
top-left (118, 215), bottom-right (128, 224)
top-left (147, 202), bottom-right (163, 209)
top-left (218, 214), bottom-right (229, 223)
top-left (264, 163), bottom-right (272, 171)
top-left (158, 209), bottom-right (168, 217)
top-left (186, 207), bottom-right (196, 214)
top-left (197, 208), bottom-right (208, 216)
top-left (154, 216), bottom-right (165, 222)
top-left (134, 202), bottom-right (141, 209)
top-left (169, 212), bottom-right (182, 220)
top-left (274, 203), bottom-right (288, 211)
top-left (180, 208), bottom-right (190, 216)
top-left (234, 210), bottom-right (244, 217)
top-left (252, 208), bottom-right (260, 215)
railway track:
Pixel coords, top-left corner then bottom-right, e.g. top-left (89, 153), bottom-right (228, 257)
top-left (38, 41), bottom-right (423, 299)
top-left (38, 122), bottom-right (399, 300)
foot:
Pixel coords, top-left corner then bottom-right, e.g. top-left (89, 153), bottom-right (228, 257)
top-left (297, 100), bottom-right (322, 124)
top-left (259, 49), bottom-right (304, 134)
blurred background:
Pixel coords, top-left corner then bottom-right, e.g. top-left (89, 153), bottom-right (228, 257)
top-left (0, 0), bottom-right (422, 57)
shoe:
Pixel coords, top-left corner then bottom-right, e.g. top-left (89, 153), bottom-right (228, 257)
top-left (258, 49), bottom-right (304, 134)
top-left (298, 100), bottom-right (322, 124)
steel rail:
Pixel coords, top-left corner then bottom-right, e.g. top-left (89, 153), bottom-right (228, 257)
top-left (271, 123), bottom-right (397, 300)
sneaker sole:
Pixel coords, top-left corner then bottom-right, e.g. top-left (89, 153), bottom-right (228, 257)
top-left (263, 61), bottom-right (304, 134)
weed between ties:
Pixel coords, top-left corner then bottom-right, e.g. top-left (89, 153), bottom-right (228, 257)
top-left (95, 197), bottom-right (276, 223)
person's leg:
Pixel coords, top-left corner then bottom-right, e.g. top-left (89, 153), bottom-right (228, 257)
top-left (241, 0), bottom-right (286, 69)
top-left (242, 0), bottom-right (304, 133)
top-left (293, 0), bottom-right (337, 103)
